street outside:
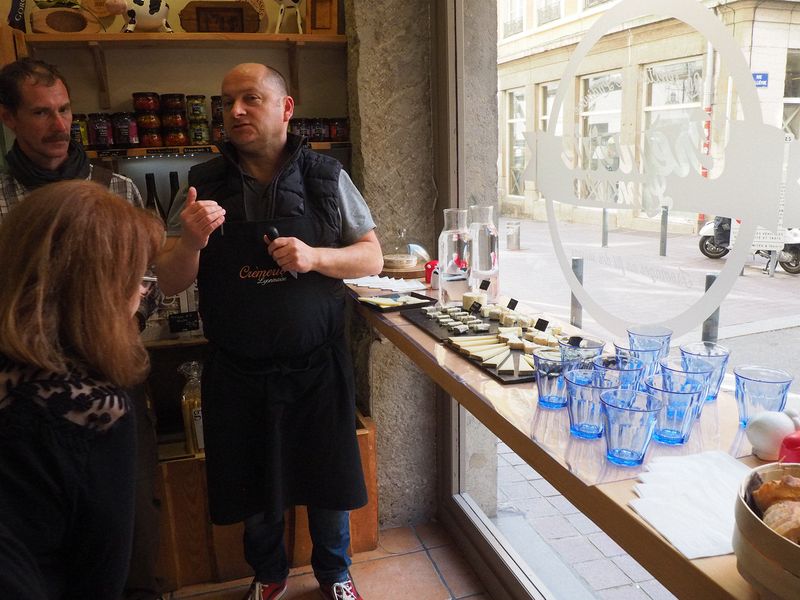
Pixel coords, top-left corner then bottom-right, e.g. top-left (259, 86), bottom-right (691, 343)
top-left (498, 217), bottom-right (800, 392)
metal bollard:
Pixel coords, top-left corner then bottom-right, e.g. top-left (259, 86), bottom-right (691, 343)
top-left (571, 257), bottom-right (584, 329)
top-left (601, 208), bottom-right (608, 248)
top-left (659, 206), bottom-right (668, 257)
top-left (702, 273), bottom-right (719, 342)
top-left (506, 220), bottom-right (521, 250)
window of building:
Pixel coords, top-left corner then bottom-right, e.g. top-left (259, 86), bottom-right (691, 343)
top-left (539, 82), bottom-right (563, 135)
top-left (584, 0), bottom-right (612, 9)
top-left (537, 0), bottom-right (561, 27)
top-left (504, 0), bottom-right (524, 37)
top-left (783, 49), bottom-right (800, 138)
top-left (577, 72), bottom-right (623, 203)
top-left (507, 89), bottom-right (527, 196)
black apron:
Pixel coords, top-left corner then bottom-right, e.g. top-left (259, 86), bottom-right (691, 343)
top-left (197, 215), bottom-right (367, 525)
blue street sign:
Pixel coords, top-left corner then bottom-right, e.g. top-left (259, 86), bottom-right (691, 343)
top-left (752, 72), bottom-right (769, 88)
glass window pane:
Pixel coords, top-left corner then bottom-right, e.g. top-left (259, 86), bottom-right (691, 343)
top-left (785, 50), bottom-right (800, 98)
top-left (645, 60), bottom-right (704, 106)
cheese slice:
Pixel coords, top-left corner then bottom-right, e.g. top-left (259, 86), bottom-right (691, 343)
top-left (521, 354), bottom-right (537, 369)
top-left (497, 354), bottom-right (516, 374)
top-left (471, 345), bottom-right (511, 361)
top-left (482, 349), bottom-right (511, 368)
top-left (516, 356), bottom-right (535, 374)
top-left (358, 296), bottom-right (400, 307)
top-left (497, 326), bottom-right (523, 336)
top-left (449, 335), bottom-right (499, 346)
top-left (459, 342), bottom-right (504, 356)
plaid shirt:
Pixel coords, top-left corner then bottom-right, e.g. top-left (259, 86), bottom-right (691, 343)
top-left (0, 165), bottom-right (164, 325)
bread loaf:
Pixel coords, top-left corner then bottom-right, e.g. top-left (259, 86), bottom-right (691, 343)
top-left (753, 475), bottom-right (800, 544)
top-left (753, 475), bottom-right (800, 512)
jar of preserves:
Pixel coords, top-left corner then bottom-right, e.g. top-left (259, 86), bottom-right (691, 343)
top-left (139, 129), bottom-right (162, 148)
top-left (210, 95), bottom-right (223, 122)
top-left (296, 118), bottom-right (312, 139)
top-left (188, 120), bottom-right (210, 146)
top-left (161, 93), bottom-right (186, 111)
top-left (136, 111), bottom-right (161, 130)
top-left (163, 128), bottom-right (189, 147)
top-left (132, 92), bottom-right (160, 112)
top-left (211, 122), bottom-right (227, 144)
top-left (330, 117), bottom-right (349, 142)
top-left (186, 95), bottom-right (207, 121)
top-left (88, 113), bottom-right (113, 149)
top-left (71, 113), bottom-right (88, 146)
top-left (161, 110), bottom-right (188, 129)
top-left (112, 112), bottom-right (139, 148)
top-left (310, 117), bottom-right (329, 142)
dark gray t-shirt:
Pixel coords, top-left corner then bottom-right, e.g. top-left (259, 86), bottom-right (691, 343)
top-left (166, 170), bottom-right (375, 245)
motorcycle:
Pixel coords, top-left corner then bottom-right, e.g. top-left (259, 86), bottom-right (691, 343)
top-left (698, 219), bottom-right (800, 274)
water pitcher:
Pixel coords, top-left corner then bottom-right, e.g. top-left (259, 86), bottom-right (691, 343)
top-left (468, 205), bottom-right (499, 303)
top-left (437, 208), bottom-right (470, 306)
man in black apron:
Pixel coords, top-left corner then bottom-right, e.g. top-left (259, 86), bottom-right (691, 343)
top-left (155, 63), bottom-right (383, 600)
top-left (0, 58), bottom-right (165, 600)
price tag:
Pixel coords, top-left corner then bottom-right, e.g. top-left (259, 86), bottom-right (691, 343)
top-left (469, 301), bottom-right (483, 315)
top-left (567, 336), bottom-right (583, 347)
top-left (534, 318), bottom-right (549, 332)
top-left (479, 280), bottom-right (491, 291)
top-left (507, 298), bottom-right (518, 311)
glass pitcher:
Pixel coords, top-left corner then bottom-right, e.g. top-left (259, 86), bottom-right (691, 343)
top-left (468, 205), bottom-right (499, 303)
top-left (178, 361), bottom-right (204, 456)
top-left (437, 208), bottom-right (470, 306)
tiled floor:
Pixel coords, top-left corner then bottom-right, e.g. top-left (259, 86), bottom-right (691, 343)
top-left (495, 442), bottom-right (677, 600)
top-left (168, 522), bottom-right (489, 600)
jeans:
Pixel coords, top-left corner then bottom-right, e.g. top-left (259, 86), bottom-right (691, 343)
top-left (244, 507), bottom-right (351, 585)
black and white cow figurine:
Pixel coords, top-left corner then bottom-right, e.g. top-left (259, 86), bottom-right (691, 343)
top-left (123, 0), bottom-right (174, 33)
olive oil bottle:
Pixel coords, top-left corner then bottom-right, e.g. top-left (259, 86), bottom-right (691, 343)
top-left (178, 361), bottom-right (204, 456)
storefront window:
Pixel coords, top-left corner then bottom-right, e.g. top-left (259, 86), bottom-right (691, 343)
top-left (577, 72), bottom-right (622, 203)
top-left (508, 89), bottom-right (527, 196)
top-left (784, 49), bottom-right (800, 138)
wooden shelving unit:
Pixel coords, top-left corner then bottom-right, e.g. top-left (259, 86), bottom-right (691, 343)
top-left (87, 141), bottom-right (350, 161)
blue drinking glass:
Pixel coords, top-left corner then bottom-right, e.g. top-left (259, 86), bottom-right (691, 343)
top-left (564, 369), bottom-right (620, 439)
top-left (679, 341), bottom-right (730, 403)
top-left (627, 324), bottom-right (672, 360)
top-left (592, 355), bottom-right (644, 391)
top-left (614, 338), bottom-right (661, 385)
top-left (600, 389), bottom-right (662, 467)
top-left (643, 373), bottom-right (704, 445)
top-left (533, 350), bottom-right (578, 409)
top-left (733, 365), bottom-right (793, 427)
top-left (658, 356), bottom-right (714, 418)
top-left (558, 337), bottom-right (605, 369)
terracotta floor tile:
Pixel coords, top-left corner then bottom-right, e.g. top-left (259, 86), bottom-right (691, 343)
top-left (349, 552), bottom-right (451, 600)
top-left (414, 520), bottom-right (453, 549)
top-left (428, 545), bottom-right (485, 598)
top-left (352, 526), bottom-right (424, 562)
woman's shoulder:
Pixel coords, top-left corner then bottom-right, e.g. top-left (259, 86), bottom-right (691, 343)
top-left (0, 353), bottom-right (130, 432)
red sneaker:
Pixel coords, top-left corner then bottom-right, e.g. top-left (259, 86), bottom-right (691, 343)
top-left (318, 576), bottom-right (363, 600)
top-left (249, 579), bottom-right (288, 600)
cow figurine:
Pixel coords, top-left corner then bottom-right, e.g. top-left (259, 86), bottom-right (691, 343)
top-left (273, 0), bottom-right (302, 34)
top-left (106, 0), bottom-right (174, 32)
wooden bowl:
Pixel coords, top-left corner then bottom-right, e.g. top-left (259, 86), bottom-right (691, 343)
top-left (733, 463), bottom-right (800, 599)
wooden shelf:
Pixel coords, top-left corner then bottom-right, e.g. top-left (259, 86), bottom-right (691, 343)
top-left (88, 141), bottom-right (349, 161)
top-left (22, 32), bottom-right (347, 50)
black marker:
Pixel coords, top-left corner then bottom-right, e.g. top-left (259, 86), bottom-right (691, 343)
top-left (264, 225), bottom-right (297, 278)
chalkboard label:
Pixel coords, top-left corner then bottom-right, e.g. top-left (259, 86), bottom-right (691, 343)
top-left (507, 298), bottom-right (518, 310)
top-left (479, 280), bottom-right (491, 291)
top-left (567, 335), bottom-right (583, 347)
top-left (534, 318), bottom-right (549, 332)
top-left (168, 311), bottom-right (200, 333)
top-left (469, 301), bottom-right (483, 315)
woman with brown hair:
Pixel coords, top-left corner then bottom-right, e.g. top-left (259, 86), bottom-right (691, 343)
top-left (0, 180), bottom-right (164, 600)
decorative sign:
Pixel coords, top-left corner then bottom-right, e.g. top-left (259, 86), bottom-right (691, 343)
top-left (169, 311), bottom-right (201, 333)
top-left (529, 0), bottom-right (795, 336)
top-left (752, 73), bottom-right (769, 88)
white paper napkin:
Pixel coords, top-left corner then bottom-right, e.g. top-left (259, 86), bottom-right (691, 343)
top-left (628, 451), bottom-right (750, 559)
top-left (345, 275), bottom-right (427, 292)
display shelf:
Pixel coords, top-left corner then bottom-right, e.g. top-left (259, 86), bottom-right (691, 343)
top-left (87, 141), bottom-right (350, 161)
top-left (12, 31), bottom-right (346, 108)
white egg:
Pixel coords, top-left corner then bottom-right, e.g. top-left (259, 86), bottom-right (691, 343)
top-left (746, 411), bottom-right (800, 461)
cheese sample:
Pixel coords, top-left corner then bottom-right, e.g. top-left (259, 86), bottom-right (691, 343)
top-left (482, 349), bottom-right (511, 368)
top-left (497, 326), bottom-right (523, 336)
top-left (462, 291), bottom-right (488, 312)
top-left (470, 322), bottom-right (491, 333)
top-left (497, 354), bottom-right (516, 374)
top-left (517, 355), bottom-right (535, 374)
top-left (521, 354), bottom-right (537, 369)
top-left (471, 345), bottom-right (511, 361)
top-left (506, 336), bottom-right (525, 351)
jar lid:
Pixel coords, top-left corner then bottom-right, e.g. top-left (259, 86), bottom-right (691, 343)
top-left (187, 94), bottom-right (206, 100)
top-left (132, 92), bottom-right (159, 97)
top-left (162, 109), bottom-right (187, 115)
top-left (72, 113), bottom-right (87, 118)
top-left (138, 127), bottom-right (162, 133)
top-left (163, 127), bottom-right (188, 132)
top-left (88, 112), bottom-right (109, 117)
top-left (161, 93), bottom-right (185, 99)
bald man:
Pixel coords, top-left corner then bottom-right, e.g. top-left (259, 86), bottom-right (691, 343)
top-left (155, 63), bottom-right (382, 600)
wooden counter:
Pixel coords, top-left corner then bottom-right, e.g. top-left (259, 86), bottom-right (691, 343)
top-left (352, 296), bottom-right (759, 600)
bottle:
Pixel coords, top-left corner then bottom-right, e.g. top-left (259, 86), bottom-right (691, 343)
top-left (437, 208), bottom-right (470, 306)
top-left (467, 205), bottom-right (500, 303)
top-left (144, 173), bottom-right (167, 224)
top-left (178, 361), bottom-right (204, 456)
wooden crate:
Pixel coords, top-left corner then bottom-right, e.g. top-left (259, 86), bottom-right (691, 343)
top-left (156, 411), bottom-right (377, 591)
top-left (306, 0), bottom-right (339, 35)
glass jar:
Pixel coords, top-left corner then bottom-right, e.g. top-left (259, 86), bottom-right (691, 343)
top-left (467, 205), bottom-right (499, 303)
top-left (139, 129), bottom-right (162, 148)
top-left (188, 120), bottom-right (210, 145)
top-left (296, 118), bottom-right (312, 139)
top-left (310, 117), bottom-right (329, 142)
top-left (211, 122), bottom-right (227, 144)
top-left (210, 95), bottom-right (223, 122)
top-left (112, 112), bottom-right (139, 148)
top-left (329, 117), bottom-right (348, 142)
top-left (186, 95), bottom-right (207, 121)
top-left (437, 208), bottom-right (470, 307)
top-left (161, 110), bottom-right (187, 129)
top-left (163, 128), bottom-right (189, 146)
top-left (161, 93), bottom-right (186, 111)
top-left (136, 111), bottom-right (161, 130)
top-left (87, 112), bottom-right (113, 149)
top-left (70, 113), bottom-right (88, 146)
top-left (132, 92), bottom-right (159, 112)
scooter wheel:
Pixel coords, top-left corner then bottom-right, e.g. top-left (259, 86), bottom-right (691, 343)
top-left (699, 236), bottom-right (729, 259)
top-left (779, 249), bottom-right (800, 274)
